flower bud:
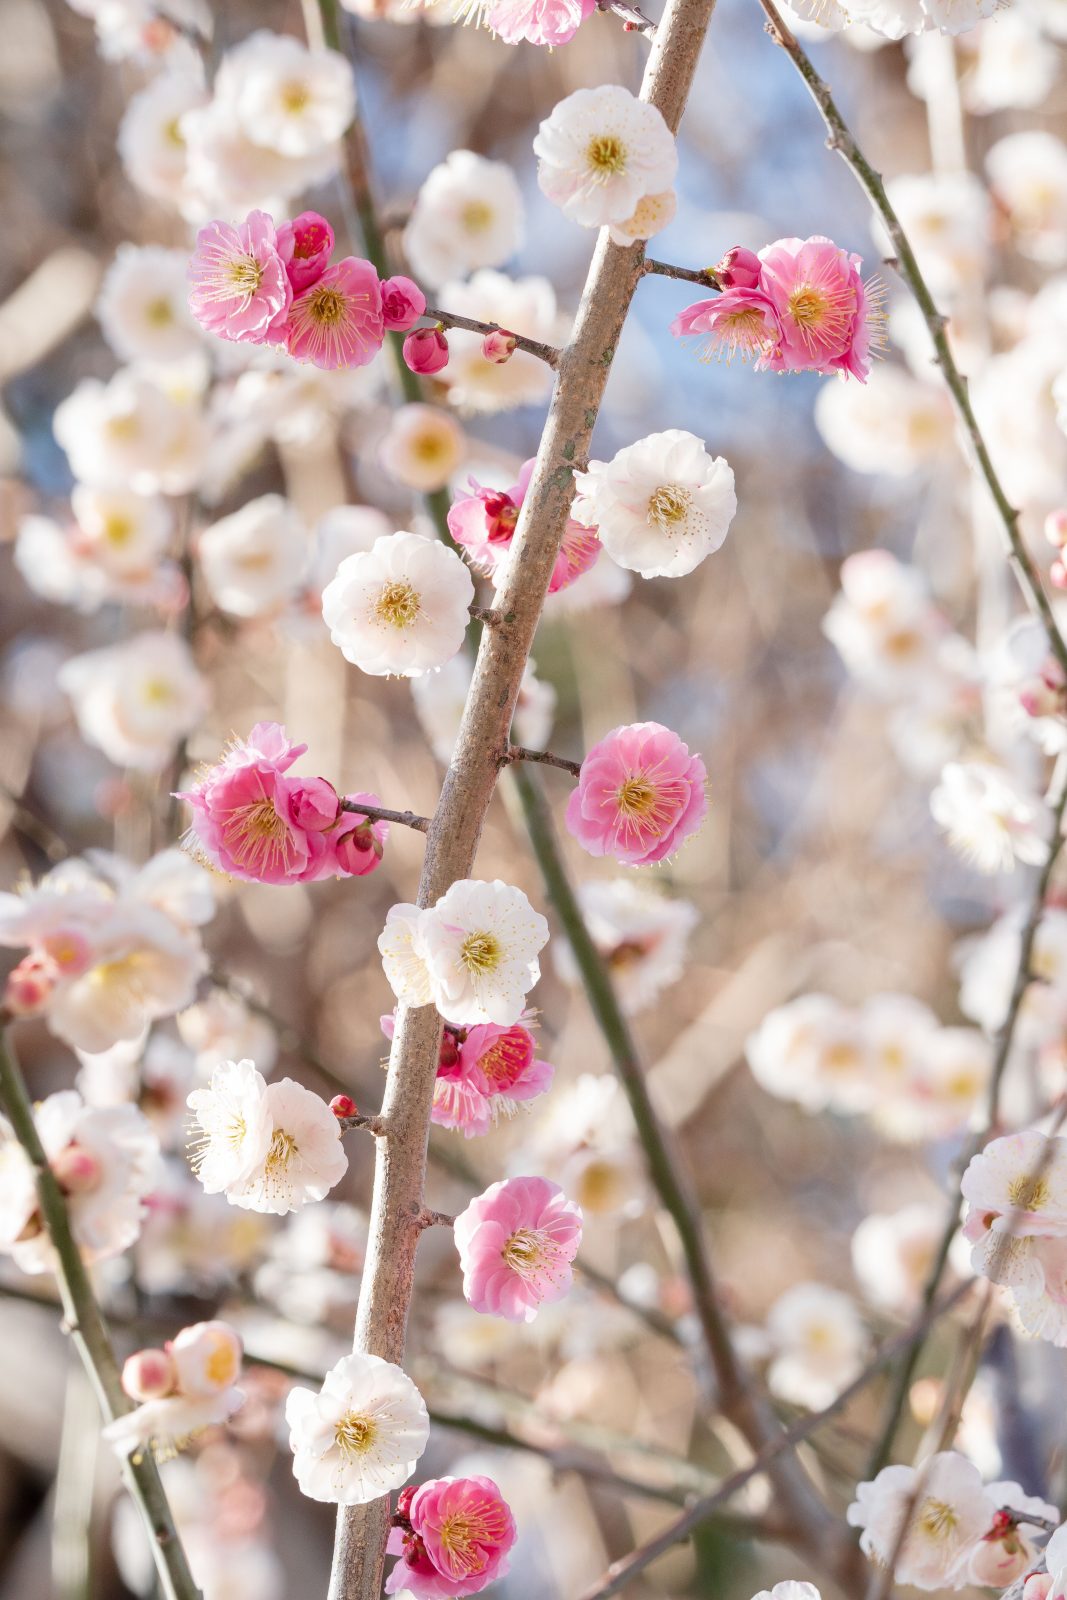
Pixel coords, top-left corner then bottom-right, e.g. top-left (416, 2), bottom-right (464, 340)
top-left (395, 1486), bottom-right (417, 1520)
top-left (290, 777), bottom-right (340, 832)
top-left (1046, 509), bottom-right (1067, 549)
top-left (122, 1347), bottom-right (178, 1401)
top-left (438, 1029), bottom-right (462, 1070)
top-left (1024, 1577), bottom-right (1054, 1600)
top-left (3, 953), bottom-right (58, 1017)
top-left (402, 327), bottom-right (450, 375)
top-left (715, 246), bottom-right (762, 288)
top-left (170, 1320), bottom-right (243, 1398)
top-left (51, 1143), bottom-right (103, 1195)
top-left (381, 275), bottom-right (427, 333)
top-left (330, 1094), bottom-right (358, 1119)
top-left (334, 821), bottom-right (384, 876)
top-left (970, 1531), bottom-right (1028, 1587)
top-left (277, 211), bottom-right (335, 293)
top-left (482, 329), bottom-right (517, 364)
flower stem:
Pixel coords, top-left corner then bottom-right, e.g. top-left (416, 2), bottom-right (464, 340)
top-left (0, 1024), bottom-right (201, 1600)
top-left (643, 257), bottom-right (721, 289)
top-left (506, 745), bottom-right (582, 778)
top-left (337, 799), bottom-right (431, 833)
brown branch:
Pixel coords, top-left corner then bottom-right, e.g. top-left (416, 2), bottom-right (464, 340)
top-left (422, 306), bottom-right (561, 368)
top-left (643, 258), bottom-right (721, 289)
top-left (337, 799), bottom-right (431, 833)
top-left (506, 744), bottom-right (582, 778)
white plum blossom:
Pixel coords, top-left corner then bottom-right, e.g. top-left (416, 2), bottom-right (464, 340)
top-left (15, 488), bottom-right (177, 614)
top-left (814, 363), bottom-right (954, 477)
top-left (117, 68), bottom-right (207, 210)
top-left (552, 878), bottom-right (699, 1015)
top-left (0, 1092), bottom-right (158, 1275)
top-left (53, 369), bottom-right (203, 494)
top-left (58, 630), bottom-right (209, 771)
top-left (533, 85), bottom-right (678, 229)
top-left (198, 494), bottom-right (308, 618)
top-left (880, 172), bottom-right (991, 295)
top-left (823, 550), bottom-right (948, 694)
top-left (572, 430), bottom-right (736, 580)
top-left (321, 531), bottom-right (474, 677)
top-left (957, 905), bottom-right (1067, 1043)
top-left (987, 131), bottom-right (1067, 264)
top-left (284, 1352), bottom-right (429, 1504)
top-left (966, 1484), bottom-right (1060, 1586)
top-left (438, 271), bottom-right (566, 414)
top-left (404, 150), bottom-right (524, 288)
top-left (961, 1130), bottom-right (1067, 1240)
top-left (377, 903), bottom-right (434, 1009)
top-left (751, 1587), bottom-right (822, 1600)
top-left (104, 1386), bottom-right (245, 1464)
top-left (764, 1283), bottom-right (868, 1409)
top-left (188, 1061), bottom-right (348, 1214)
top-left (96, 245), bottom-right (203, 365)
top-left (211, 30), bottom-right (355, 158)
top-left (515, 1073), bottom-right (644, 1220)
top-left (847, 1452), bottom-right (996, 1589)
top-left (608, 189), bottom-right (677, 248)
top-left (177, 989), bottom-right (278, 1079)
top-left (746, 994), bottom-right (872, 1114)
top-left (378, 404), bottom-right (466, 493)
top-left (964, 13), bottom-right (1059, 114)
top-left (851, 1204), bottom-right (948, 1314)
top-left (930, 761), bottom-right (1052, 874)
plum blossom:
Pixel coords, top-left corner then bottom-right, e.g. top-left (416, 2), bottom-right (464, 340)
top-left (565, 722), bottom-right (708, 867)
top-left (534, 85), bottom-right (678, 229)
top-left (0, 1092), bottom-right (158, 1275)
top-left (98, 244), bottom-right (204, 364)
top-left (551, 879), bottom-right (699, 1015)
top-left (188, 1060), bottom-right (348, 1213)
top-left (966, 1486), bottom-right (1060, 1586)
top-left (746, 994), bottom-right (872, 1114)
top-left (59, 630), bottom-right (208, 772)
top-left (381, 275), bottom-right (427, 332)
top-left (815, 364), bottom-right (954, 477)
top-left (285, 1352), bottom-right (429, 1504)
top-left (382, 1012), bottom-right (553, 1136)
top-left (105, 1319), bottom-right (245, 1462)
top-left (277, 210), bottom-right (335, 291)
top-left (321, 531), bottom-right (474, 677)
top-left (454, 1176), bottom-right (583, 1321)
top-left (571, 430), bottom-right (736, 580)
top-left (286, 256), bottom-right (384, 370)
top-left (386, 1476), bottom-right (517, 1599)
top-left (211, 30), bottom-right (355, 159)
top-left (447, 459), bottom-right (599, 593)
top-left (197, 494), bottom-right (307, 617)
top-left (117, 68), bottom-right (207, 210)
top-left (930, 761), bottom-right (1052, 874)
top-left (764, 1283), bottom-right (868, 1409)
top-left (750, 1588), bottom-right (822, 1600)
top-left (851, 1204), bottom-right (950, 1315)
top-left (53, 366), bottom-right (209, 495)
top-left (823, 550), bottom-right (950, 694)
top-left (187, 209), bottom-right (292, 344)
top-left (404, 152), bottom-right (524, 289)
top-left (413, 880), bottom-right (550, 1027)
top-left (987, 132), bottom-right (1067, 264)
top-left (608, 189), bottom-right (677, 248)
top-left (379, 404), bottom-right (466, 493)
top-left (16, 488), bottom-right (177, 613)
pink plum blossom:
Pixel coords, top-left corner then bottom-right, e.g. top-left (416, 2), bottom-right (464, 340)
top-left (386, 1476), bottom-right (517, 1599)
top-left (176, 723), bottom-right (383, 885)
top-left (277, 210), bottom-right (335, 293)
top-left (379, 1013), bottom-right (552, 1137)
top-left (453, 1175), bottom-right (582, 1321)
top-left (404, 327), bottom-right (450, 375)
top-left (565, 721), bottom-right (708, 866)
top-left (485, 0), bottom-right (596, 45)
top-left (382, 275), bottom-right (427, 332)
top-left (188, 210), bottom-right (292, 346)
top-left (286, 256), bottom-right (385, 370)
top-left (447, 459), bottom-right (600, 594)
top-left (670, 288), bottom-right (782, 366)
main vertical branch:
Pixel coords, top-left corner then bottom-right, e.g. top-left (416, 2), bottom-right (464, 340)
top-left (327, 6), bottom-right (719, 1595)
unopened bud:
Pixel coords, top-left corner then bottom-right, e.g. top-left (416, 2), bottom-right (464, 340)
top-left (714, 245), bottom-right (762, 289)
top-left (970, 1534), bottom-right (1028, 1587)
top-left (122, 1347), bottom-right (177, 1401)
top-left (170, 1319), bottom-right (243, 1397)
top-left (395, 1486), bottom-right (417, 1520)
top-left (291, 777), bottom-right (339, 832)
top-left (482, 329), bottom-right (517, 364)
top-left (438, 1030), bottom-right (462, 1070)
top-left (1046, 509), bottom-right (1067, 550)
top-left (1024, 1576), bottom-right (1054, 1600)
top-left (402, 326), bottom-right (449, 375)
top-left (330, 1094), bottom-right (358, 1119)
top-left (51, 1143), bottom-right (103, 1195)
top-left (4, 953), bottom-right (59, 1017)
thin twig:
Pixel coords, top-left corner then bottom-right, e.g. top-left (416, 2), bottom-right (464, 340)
top-left (422, 306), bottom-right (561, 368)
top-left (506, 745), bottom-right (582, 778)
top-left (597, 0), bottom-right (659, 37)
top-left (337, 799), bottom-right (431, 833)
top-left (643, 258), bottom-right (721, 289)
top-left (754, 0), bottom-right (1067, 680)
top-left (338, 1113), bottom-right (388, 1137)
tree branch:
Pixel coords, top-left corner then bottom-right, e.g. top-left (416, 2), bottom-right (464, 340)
top-left (421, 307), bottom-right (561, 368)
top-left (505, 745), bottom-right (583, 778)
top-left (643, 258), bottom-right (721, 289)
top-left (337, 799), bottom-right (431, 833)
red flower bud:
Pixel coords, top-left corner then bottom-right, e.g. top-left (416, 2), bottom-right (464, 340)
top-left (330, 1094), bottom-right (358, 1119)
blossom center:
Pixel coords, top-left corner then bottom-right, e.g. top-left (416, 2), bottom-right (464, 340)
top-left (586, 135), bottom-right (627, 176)
top-left (308, 287), bottom-right (346, 326)
top-left (144, 296), bottom-right (175, 327)
top-left (460, 931), bottom-right (502, 976)
top-left (1008, 1173), bottom-right (1050, 1211)
top-left (102, 513), bottom-right (134, 547)
top-left (228, 255), bottom-right (264, 299)
top-left (221, 796), bottom-right (294, 875)
top-left (437, 1505), bottom-right (507, 1578)
top-left (502, 1226), bottom-right (547, 1273)
top-left (141, 676), bottom-right (175, 705)
top-left (462, 200), bottom-right (495, 234)
top-left (647, 485), bottom-right (693, 534)
top-left (615, 775), bottom-right (659, 819)
top-left (916, 1497), bottom-right (959, 1541)
top-left (787, 285), bottom-right (828, 329)
top-left (281, 80), bottom-right (311, 112)
top-left (265, 1127), bottom-right (297, 1180)
top-left (374, 580), bottom-right (421, 629)
top-left (334, 1411), bottom-right (376, 1457)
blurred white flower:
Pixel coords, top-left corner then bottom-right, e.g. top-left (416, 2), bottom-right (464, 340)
top-left (963, 12), bottom-right (1059, 112)
top-left (879, 172), bottom-right (991, 295)
top-left (987, 131), bottom-right (1067, 263)
top-left (534, 85), bottom-right (677, 228)
top-left (851, 1203), bottom-right (948, 1314)
top-left (97, 245), bottom-right (203, 365)
top-left (178, 988), bottom-right (278, 1080)
top-left (815, 363), bottom-right (954, 477)
top-left (117, 68), bottom-right (208, 209)
top-left (378, 404), bottom-right (466, 492)
top-left (285, 1352), bottom-right (429, 1503)
top-left (823, 549), bottom-right (949, 695)
top-left (198, 494), bottom-right (308, 618)
top-left (321, 530), bottom-right (474, 676)
top-left (212, 30), bottom-right (355, 158)
top-left (404, 150), bottom-right (524, 288)
top-left (552, 878), bottom-right (698, 1015)
top-left (58, 630), bottom-right (209, 771)
top-left (930, 760), bottom-right (1052, 874)
top-left (746, 994), bottom-right (872, 1113)
top-left (764, 1283), bottom-right (868, 1409)
top-left (54, 367), bottom-right (208, 495)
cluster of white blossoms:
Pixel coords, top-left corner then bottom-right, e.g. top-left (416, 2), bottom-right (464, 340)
top-left (960, 1130), bottom-right (1067, 1344)
top-left (0, 849), bottom-right (212, 1054)
top-left (105, 1319), bottom-right (246, 1463)
top-left (534, 84), bottom-right (678, 238)
top-left (849, 1451), bottom-right (1058, 1589)
top-left (188, 1059), bottom-right (348, 1215)
top-left (746, 992), bottom-right (992, 1139)
top-left (379, 879), bottom-right (550, 1026)
top-left (572, 430), bottom-right (737, 580)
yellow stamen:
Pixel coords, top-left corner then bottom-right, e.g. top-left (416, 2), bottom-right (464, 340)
top-left (586, 135), bottom-right (627, 176)
top-left (335, 1411), bottom-right (376, 1457)
top-left (460, 931), bottom-right (502, 975)
top-left (374, 580), bottom-right (421, 629)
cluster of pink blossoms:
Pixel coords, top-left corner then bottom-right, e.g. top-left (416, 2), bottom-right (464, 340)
top-left (188, 209), bottom-right (426, 371)
top-left (382, 1012), bottom-right (554, 1136)
top-left (386, 1476), bottom-right (517, 1600)
top-left (672, 238), bottom-right (883, 382)
top-left (447, 458), bottom-right (601, 594)
top-left (177, 722), bottom-right (386, 885)
top-left (565, 721), bottom-right (708, 867)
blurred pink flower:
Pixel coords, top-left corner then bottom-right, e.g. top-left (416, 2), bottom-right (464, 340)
top-left (382, 275), bottom-right (427, 332)
top-left (565, 721), bottom-right (708, 866)
top-left (286, 257), bottom-right (385, 370)
top-left (277, 210), bottom-right (335, 293)
top-left (386, 1476), bottom-right (517, 1598)
top-left (188, 210), bottom-right (292, 345)
top-left (454, 1175), bottom-right (582, 1321)
top-left (447, 460), bottom-right (599, 594)
top-left (487, 0), bottom-right (596, 47)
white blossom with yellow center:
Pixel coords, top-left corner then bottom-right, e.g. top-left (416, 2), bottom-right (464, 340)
top-left (322, 530), bottom-right (474, 677)
top-left (285, 1352), bottom-right (429, 1505)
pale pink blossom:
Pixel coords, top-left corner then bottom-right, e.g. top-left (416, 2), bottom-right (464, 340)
top-left (276, 210), bottom-right (335, 293)
top-left (446, 460), bottom-right (599, 594)
top-left (454, 1175), bottom-right (582, 1322)
top-left (386, 1475), bottom-right (517, 1599)
top-left (565, 722), bottom-right (708, 866)
top-left (285, 256), bottom-right (384, 370)
top-left (486, 0), bottom-right (596, 45)
top-left (188, 209), bottom-right (292, 345)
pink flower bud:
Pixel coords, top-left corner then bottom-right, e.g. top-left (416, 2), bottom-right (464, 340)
top-left (970, 1533), bottom-right (1028, 1587)
top-left (40, 929), bottom-right (92, 978)
top-left (482, 329), bottom-right (517, 364)
top-left (330, 1094), bottom-right (358, 1119)
top-left (51, 1143), bottom-right (103, 1195)
top-left (4, 953), bottom-right (59, 1017)
top-left (381, 275), bottom-right (427, 333)
top-left (715, 246), bottom-right (762, 289)
top-left (395, 1486), bottom-right (417, 1520)
top-left (122, 1347), bottom-right (178, 1401)
top-left (333, 822), bottom-right (384, 875)
top-left (402, 327), bottom-right (449, 375)
top-left (290, 777), bottom-right (340, 832)
top-left (277, 211), bottom-right (335, 293)
top-left (1046, 509), bottom-right (1067, 549)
